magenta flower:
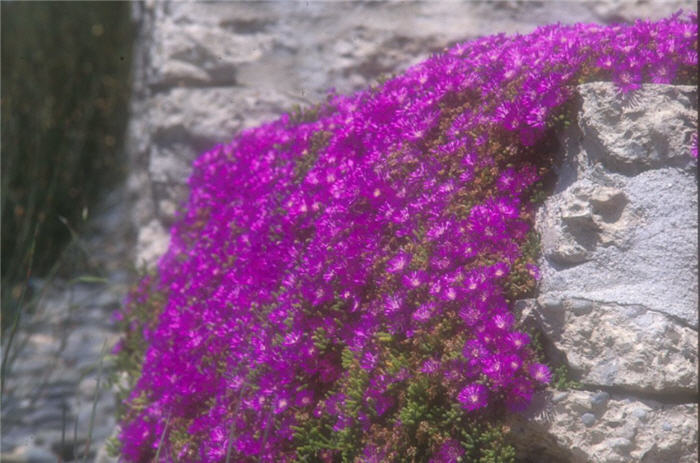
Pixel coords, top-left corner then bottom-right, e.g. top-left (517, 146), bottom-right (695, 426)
top-left (373, 394), bottom-right (395, 417)
top-left (384, 294), bottom-right (403, 316)
top-left (430, 439), bottom-right (465, 463)
top-left (526, 263), bottom-right (541, 280)
top-left (421, 358), bottom-right (441, 374)
top-left (506, 331), bottom-right (531, 351)
top-left (491, 312), bottom-right (515, 331)
top-left (274, 397), bottom-right (289, 414)
top-left (386, 252), bottom-right (411, 273)
top-left (361, 351), bottom-right (379, 370)
top-left (529, 363), bottom-right (552, 384)
top-left (458, 383), bottom-right (488, 411)
top-left (505, 380), bottom-right (535, 412)
top-left (413, 302), bottom-right (436, 323)
top-left (403, 270), bottom-right (427, 288)
top-left (295, 389), bottom-right (313, 407)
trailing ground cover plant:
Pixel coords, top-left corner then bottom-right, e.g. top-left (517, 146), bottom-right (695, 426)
top-left (113, 12), bottom-right (698, 462)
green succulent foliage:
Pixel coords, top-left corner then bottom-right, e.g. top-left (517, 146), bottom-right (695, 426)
top-left (312, 327), bottom-right (331, 352)
top-left (105, 436), bottom-right (121, 458)
top-left (289, 103), bottom-right (324, 125)
top-left (292, 362), bottom-right (519, 463)
top-left (504, 229), bottom-right (541, 301)
top-left (292, 406), bottom-right (517, 463)
top-left (459, 422), bottom-right (516, 463)
top-left (551, 365), bottom-right (581, 391)
top-left (108, 271), bottom-right (168, 424)
top-left (398, 377), bottom-right (431, 428)
top-left (292, 418), bottom-right (341, 462)
top-left (293, 130), bottom-right (332, 182)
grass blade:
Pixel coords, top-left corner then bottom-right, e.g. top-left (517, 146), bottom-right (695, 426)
top-left (154, 412), bottom-right (172, 462)
top-left (82, 340), bottom-right (107, 462)
top-left (0, 222), bottom-right (39, 396)
top-left (67, 275), bottom-right (110, 285)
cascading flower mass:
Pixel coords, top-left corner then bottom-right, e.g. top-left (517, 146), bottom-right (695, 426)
top-left (114, 12), bottom-right (697, 462)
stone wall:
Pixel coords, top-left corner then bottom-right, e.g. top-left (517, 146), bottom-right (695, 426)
top-left (126, 0), bottom-right (694, 267)
top-left (508, 82), bottom-right (698, 463)
top-left (119, 2), bottom-right (697, 462)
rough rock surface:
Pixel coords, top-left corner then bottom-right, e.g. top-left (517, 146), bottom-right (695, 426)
top-left (508, 389), bottom-right (698, 463)
top-left (508, 83), bottom-right (698, 463)
top-left (125, 0), bottom-right (695, 268)
top-left (539, 84), bottom-right (698, 328)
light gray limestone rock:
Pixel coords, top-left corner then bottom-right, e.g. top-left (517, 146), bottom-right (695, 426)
top-left (511, 82), bottom-right (698, 462)
top-left (537, 84), bottom-right (698, 328)
top-left (536, 297), bottom-right (697, 394)
top-left (578, 84), bottom-right (697, 175)
top-left (507, 391), bottom-right (698, 463)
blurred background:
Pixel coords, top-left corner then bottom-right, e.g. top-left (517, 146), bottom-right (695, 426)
top-left (2, 1), bottom-right (133, 323)
top-left (2, 2), bottom-right (134, 461)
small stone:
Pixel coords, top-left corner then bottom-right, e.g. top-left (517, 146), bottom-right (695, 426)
top-left (550, 242), bottom-right (589, 264)
top-left (537, 295), bottom-right (563, 310)
top-left (561, 198), bottom-right (596, 228)
top-left (593, 358), bottom-right (619, 385)
top-left (568, 299), bottom-right (594, 316)
top-left (608, 437), bottom-right (633, 453)
top-left (662, 422), bottom-right (673, 432)
top-left (590, 391), bottom-right (610, 408)
top-left (630, 407), bottom-right (648, 422)
top-left (581, 413), bottom-right (596, 427)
